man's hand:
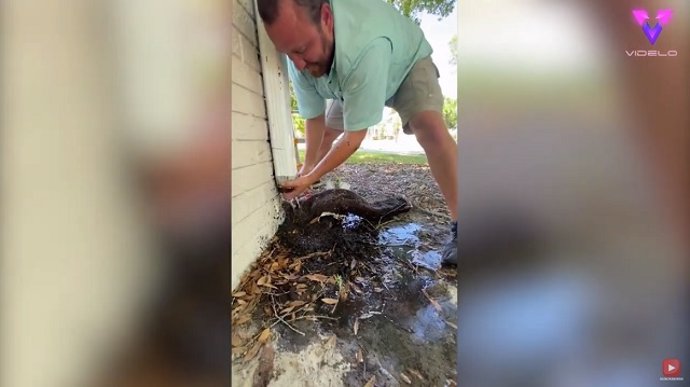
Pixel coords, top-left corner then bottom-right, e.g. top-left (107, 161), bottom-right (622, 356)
top-left (280, 174), bottom-right (317, 201)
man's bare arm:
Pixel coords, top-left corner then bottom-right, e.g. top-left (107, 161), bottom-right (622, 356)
top-left (306, 129), bottom-right (367, 182)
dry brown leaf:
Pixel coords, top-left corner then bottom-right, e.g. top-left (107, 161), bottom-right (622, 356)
top-left (408, 369), bottom-right (425, 381)
top-left (353, 319), bottom-right (360, 335)
top-left (446, 378), bottom-right (457, 386)
top-left (321, 298), bottom-right (339, 305)
top-left (350, 259), bottom-right (357, 270)
top-left (288, 300), bottom-right (307, 308)
top-left (356, 348), bottom-right (364, 363)
top-left (280, 306), bottom-right (295, 315)
top-left (258, 274), bottom-right (277, 289)
top-left (350, 282), bottom-right (363, 294)
top-left (340, 287), bottom-right (349, 301)
top-left (231, 332), bottom-right (244, 347)
top-left (325, 335), bottom-right (336, 348)
top-left (306, 273), bottom-right (329, 283)
top-left (296, 284), bottom-right (308, 290)
top-left (234, 314), bottom-right (252, 325)
top-left (422, 288), bottom-right (443, 312)
top-left (257, 275), bottom-right (269, 286)
top-left (244, 341), bottom-right (262, 362)
top-left (364, 376), bottom-right (375, 387)
top-left (232, 291), bottom-right (246, 298)
top-left (400, 372), bottom-right (412, 384)
top-left (235, 299), bottom-right (247, 305)
top-left (269, 262), bottom-right (281, 272)
top-left (374, 287), bottom-right (384, 293)
top-left (231, 345), bottom-right (247, 355)
top-left (258, 328), bottom-right (271, 343)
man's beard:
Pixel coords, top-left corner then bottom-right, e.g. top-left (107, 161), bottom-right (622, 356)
top-left (306, 29), bottom-right (334, 77)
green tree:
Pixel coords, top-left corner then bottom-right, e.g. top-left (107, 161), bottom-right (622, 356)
top-left (292, 113), bottom-right (306, 138)
top-left (289, 85), bottom-right (305, 138)
top-left (387, 0), bottom-right (456, 22)
top-left (442, 97), bottom-right (457, 129)
top-left (449, 34), bottom-right (457, 66)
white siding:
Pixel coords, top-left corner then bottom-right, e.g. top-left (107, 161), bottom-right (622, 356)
top-left (231, 0), bottom-right (282, 290)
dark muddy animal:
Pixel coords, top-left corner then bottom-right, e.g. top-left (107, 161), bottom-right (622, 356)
top-left (278, 189), bottom-right (412, 255)
top-left (283, 189), bottom-right (412, 225)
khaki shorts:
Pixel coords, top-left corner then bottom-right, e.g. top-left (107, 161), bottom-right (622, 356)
top-left (325, 56), bottom-right (444, 134)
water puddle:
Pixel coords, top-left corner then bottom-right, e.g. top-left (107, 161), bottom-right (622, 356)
top-left (410, 304), bottom-right (447, 343)
top-left (378, 223), bottom-right (421, 246)
top-left (341, 213), bottom-right (363, 231)
top-left (411, 250), bottom-right (442, 271)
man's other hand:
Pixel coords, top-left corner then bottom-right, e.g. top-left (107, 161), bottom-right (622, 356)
top-left (280, 175), bottom-right (316, 200)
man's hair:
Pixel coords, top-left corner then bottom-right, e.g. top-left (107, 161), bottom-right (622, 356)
top-left (257, 0), bottom-right (329, 25)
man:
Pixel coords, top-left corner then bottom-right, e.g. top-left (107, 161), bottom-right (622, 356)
top-left (257, 0), bottom-right (458, 264)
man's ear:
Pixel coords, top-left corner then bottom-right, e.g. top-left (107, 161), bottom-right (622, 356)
top-left (320, 3), bottom-right (333, 31)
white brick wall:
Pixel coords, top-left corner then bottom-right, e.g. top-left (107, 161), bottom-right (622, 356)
top-left (231, 0), bottom-right (282, 290)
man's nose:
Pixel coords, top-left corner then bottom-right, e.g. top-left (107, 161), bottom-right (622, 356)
top-left (288, 54), bottom-right (306, 70)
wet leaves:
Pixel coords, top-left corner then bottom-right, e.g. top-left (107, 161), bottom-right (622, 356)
top-left (356, 348), bottom-right (364, 363)
top-left (422, 287), bottom-right (443, 312)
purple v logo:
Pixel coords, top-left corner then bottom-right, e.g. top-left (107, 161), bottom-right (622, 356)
top-left (642, 22), bottom-right (663, 45)
top-left (632, 9), bottom-right (673, 45)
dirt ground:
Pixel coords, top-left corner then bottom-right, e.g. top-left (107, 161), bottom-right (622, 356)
top-left (231, 163), bottom-right (458, 387)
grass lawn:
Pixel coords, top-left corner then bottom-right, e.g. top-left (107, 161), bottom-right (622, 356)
top-left (298, 149), bottom-right (427, 165)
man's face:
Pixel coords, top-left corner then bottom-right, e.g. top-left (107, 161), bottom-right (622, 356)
top-left (265, 0), bottom-right (335, 77)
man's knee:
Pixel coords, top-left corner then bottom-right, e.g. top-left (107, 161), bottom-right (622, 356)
top-left (323, 127), bottom-right (342, 143)
top-left (409, 111), bottom-right (449, 146)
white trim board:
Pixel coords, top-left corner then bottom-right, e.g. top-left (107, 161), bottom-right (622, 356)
top-left (253, 1), bottom-right (298, 180)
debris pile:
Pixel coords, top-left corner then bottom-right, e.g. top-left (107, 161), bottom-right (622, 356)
top-left (232, 189), bottom-right (413, 362)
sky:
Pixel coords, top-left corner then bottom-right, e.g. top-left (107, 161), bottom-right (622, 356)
top-left (419, 7), bottom-right (458, 99)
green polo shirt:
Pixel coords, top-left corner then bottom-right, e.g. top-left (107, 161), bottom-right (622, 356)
top-left (288, 0), bottom-right (433, 131)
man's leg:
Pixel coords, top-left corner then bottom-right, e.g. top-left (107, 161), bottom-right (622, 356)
top-left (408, 111), bottom-right (458, 220)
top-left (316, 99), bottom-right (345, 164)
top-left (315, 126), bottom-right (341, 163)
top-left (391, 56), bottom-right (458, 264)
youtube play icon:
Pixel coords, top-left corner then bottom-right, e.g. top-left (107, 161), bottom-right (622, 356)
top-left (662, 358), bottom-right (681, 378)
